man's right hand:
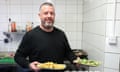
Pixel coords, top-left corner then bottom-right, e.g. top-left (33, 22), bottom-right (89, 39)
top-left (29, 61), bottom-right (40, 72)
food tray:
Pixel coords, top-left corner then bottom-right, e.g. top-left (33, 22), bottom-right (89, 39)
top-left (37, 62), bottom-right (66, 70)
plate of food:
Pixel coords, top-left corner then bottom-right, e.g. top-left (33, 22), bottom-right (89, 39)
top-left (73, 57), bottom-right (100, 67)
top-left (37, 62), bottom-right (66, 70)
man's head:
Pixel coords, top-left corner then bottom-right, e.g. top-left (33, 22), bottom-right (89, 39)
top-left (38, 2), bottom-right (55, 30)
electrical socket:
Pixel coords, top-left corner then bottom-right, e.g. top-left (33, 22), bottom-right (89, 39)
top-left (109, 36), bottom-right (117, 45)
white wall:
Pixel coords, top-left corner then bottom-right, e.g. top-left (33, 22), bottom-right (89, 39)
top-left (83, 0), bottom-right (120, 72)
top-left (104, 0), bottom-right (120, 72)
top-left (0, 0), bottom-right (83, 52)
top-left (82, 0), bottom-right (106, 71)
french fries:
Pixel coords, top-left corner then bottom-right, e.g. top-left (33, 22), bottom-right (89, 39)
top-left (37, 62), bottom-right (66, 70)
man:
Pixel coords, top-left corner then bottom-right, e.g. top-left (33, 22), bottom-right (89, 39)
top-left (14, 2), bottom-right (77, 72)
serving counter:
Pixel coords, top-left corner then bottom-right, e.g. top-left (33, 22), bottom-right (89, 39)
top-left (0, 57), bottom-right (17, 72)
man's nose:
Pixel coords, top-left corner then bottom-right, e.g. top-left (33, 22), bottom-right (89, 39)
top-left (48, 13), bottom-right (52, 17)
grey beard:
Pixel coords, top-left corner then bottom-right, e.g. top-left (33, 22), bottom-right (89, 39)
top-left (44, 22), bottom-right (53, 29)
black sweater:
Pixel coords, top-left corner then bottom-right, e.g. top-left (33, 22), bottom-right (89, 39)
top-left (14, 26), bottom-right (76, 68)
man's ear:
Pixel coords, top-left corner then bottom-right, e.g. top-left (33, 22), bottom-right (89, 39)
top-left (38, 13), bottom-right (40, 16)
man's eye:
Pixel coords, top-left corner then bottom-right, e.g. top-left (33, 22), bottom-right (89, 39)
top-left (44, 12), bottom-right (48, 15)
top-left (44, 12), bottom-right (54, 15)
top-left (51, 12), bottom-right (54, 15)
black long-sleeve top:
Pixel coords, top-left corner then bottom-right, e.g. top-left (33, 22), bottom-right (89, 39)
top-left (14, 26), bottom-right (76, 68)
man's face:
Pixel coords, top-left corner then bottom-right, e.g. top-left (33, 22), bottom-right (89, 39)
top-left (39, 5), bottom-right (55, 29)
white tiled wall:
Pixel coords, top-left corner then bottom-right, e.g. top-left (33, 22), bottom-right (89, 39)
top-left (82, 0), bottom-right (107, 71)
top-left (0, 0), bottom-right (83, 51)
top-left (104, 68), bottom-right (119, 72)
top-left (104, 53), bottom-right (120, 72)
top-left (83, 0), bottom-right (120, 72)
top-left (104, 53), bottom-right (120, 69)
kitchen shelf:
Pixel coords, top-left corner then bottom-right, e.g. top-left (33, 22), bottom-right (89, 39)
top-left (3, 32), bottom-right (25, 43)
top-left (4, 32), bottom-right (25, 35)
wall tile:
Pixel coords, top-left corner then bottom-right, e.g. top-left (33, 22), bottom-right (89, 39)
top-left (0, 5), bottom-right (8, 14)
top-left (66, 0), bottom-right (77, 5)
top-left (33, 5), bottom-right (39, 14)
top-left (66, 14), bottom-right (78, 23)
top-left (21, 5), bottom-right (33, 14)
top-left (77, 22), bottom-right (82, 31)
top-left (66, 32), bottom-right (77, 41)
top-left (104, 68), bottom-right (119, 72)
top-left (21, 14), bottom-right (33, 23)
top-left (21, 0), bottom-right (33, 5)
top-left (104, 53), bottom-right (120, 69)
top-left (82, 32), bottom-right (106, 51)
top-left (106, 21), bottom-right (115, 36)
top-left (116, 21), bottom-right (120, 36)
top-left (116, 3), bottom-right (120, 19)
top-left (76, 40), bottom-right (82, 49)
top-left (33, 0), bottom-right (43, 5)
top-left (10, 0), bottom-right (21, 5)
top-left (0, 15), bottom-right (8, 23)
top-left (83, 21), bottom-right (106, 35)
top-left (69, 40), bottom-right (77, 49)
top-left (9, 5), bottom-right (21, 14)
top-left (83, 0), bottom-right (106, 12)
top-left (76, 32), bottom-right (82, 40)
top-left (65, 23), bottom-right (77, 31)
top-left (55, 5), bottom-right (66, 14)
top-left (55, 13), bottom-right (66, 23)
top-left (83, 5), bottom-right (106, 22)
top-left (78, 0), bottom-right (83, 5)
top-left (55, 0), bottom-right (65, 5)
top-left (107, 0), bottom-right (116, 3)
top-left (66, 5), bottom-right (77, 14)
top-left (106, 4), bottom-right (116, 20)
top-left (0, 0), bottom-right (8, 4)
top-left (33, 14), bottom-right (40, 23)
top-left (116, 0), bottom-right (120, 2)
top-left (0, 23), bottom-right (8, 32)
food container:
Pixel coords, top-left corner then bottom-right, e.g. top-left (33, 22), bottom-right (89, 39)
top-left (72, 49), bottom-right (88, 59)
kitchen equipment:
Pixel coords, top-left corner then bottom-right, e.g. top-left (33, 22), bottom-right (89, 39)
top-left (63, 49), bottom-right (89, 71)
top-left (72, 49), bottom-right (88, 59)
top-left (0, 57), bottom-right (15, 64)
top-left (3, 32), bottom-right (12, 43)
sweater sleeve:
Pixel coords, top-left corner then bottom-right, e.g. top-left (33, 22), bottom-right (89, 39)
top-left (14, 32), bottom-right (32, 68)
top-left (63, 33), bottom-right (77, 63)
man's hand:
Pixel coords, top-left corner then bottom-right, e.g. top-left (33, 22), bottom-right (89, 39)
top-left (73, 57), bottom-right (81, 63)
top-left (73, 57), bottom-right (81, 68)
top-left (29, 61), bottom-right (40, 72)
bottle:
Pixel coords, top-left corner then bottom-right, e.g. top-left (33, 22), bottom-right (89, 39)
top-left (11, 21), bottom-right (17, 32)
top-left (26, 21), bottom-right (32, 32)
